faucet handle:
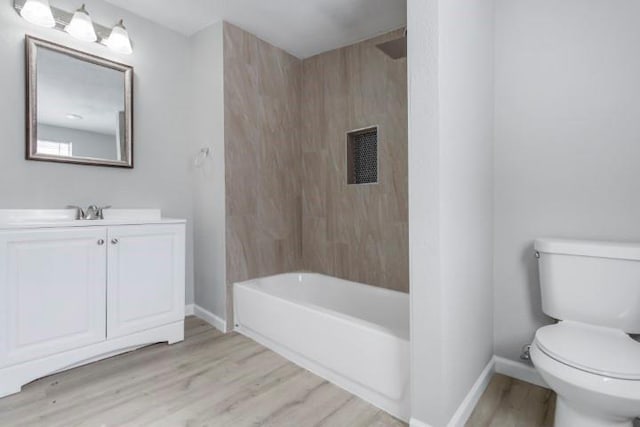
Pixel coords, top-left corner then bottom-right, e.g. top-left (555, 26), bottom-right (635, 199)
top-left (66, 205), bottom-right (85, 220)
top-left (84, 205), bottom-right (100, 220)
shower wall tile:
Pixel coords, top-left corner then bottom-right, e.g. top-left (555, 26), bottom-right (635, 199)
top-left (301, 151), bottom-right (327, 218)
top-left (224, 22), bottom-right (303, 303)
top-left (301, 29), bottom-right (408, 293)
top-left (223, 23), bottom-right (407, 309)
top-left (302, 215), bottom-right (330, 274)
top-left (301, 57), bottom-right (325, 154)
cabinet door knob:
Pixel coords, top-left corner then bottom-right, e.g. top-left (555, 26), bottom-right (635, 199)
top-left (97, 239), bottom-right (105, 246)
top-left (111, 238), bottom-right (119, 245)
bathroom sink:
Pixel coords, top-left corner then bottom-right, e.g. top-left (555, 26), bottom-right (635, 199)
top-left (0, 209), bottom-right (77, 224)
top-left (0, 209), bottom-right (164, 227)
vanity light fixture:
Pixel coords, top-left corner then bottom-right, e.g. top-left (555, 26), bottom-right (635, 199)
top-left (65, 4), bottom-right (97, 42)
top-left (13, 0), bottom-right (134, 54)
top-left (20, 0), bottom-right (55, 28)
top-left (105, 20), bottom-right (132, 55)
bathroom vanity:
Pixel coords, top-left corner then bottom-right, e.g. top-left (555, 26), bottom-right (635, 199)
top-left (0, 209), bottom-right (186, 398)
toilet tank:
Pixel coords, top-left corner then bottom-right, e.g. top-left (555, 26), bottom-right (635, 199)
top-left (535, 238), bottom-right (640, 334)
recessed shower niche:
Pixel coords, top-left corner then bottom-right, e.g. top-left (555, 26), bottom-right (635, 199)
top-left (347, 126), bottom-right (379, 185)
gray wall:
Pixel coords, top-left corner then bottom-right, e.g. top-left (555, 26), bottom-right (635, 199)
top-left (409, 0), bottom-right (495, 425)
top-left (190, 22), bottom-right (227, 321)
top-left (494, 0), bottom-right (640, 363)
top-left (38, 124), bottom-right (118, 160)
top-left (0, 0), bottom-right (195, 304)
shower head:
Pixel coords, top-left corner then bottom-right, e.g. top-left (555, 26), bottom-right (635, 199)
top-left (376, 29), bottom-right (407, 60)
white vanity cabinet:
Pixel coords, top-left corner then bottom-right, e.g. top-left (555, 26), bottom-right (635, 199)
top-left (0, 227), bottom-right (108, 369)
top-left (107, 225), bottom-right (185, 339)
top-left (0, 211), bottom-right (186, 398)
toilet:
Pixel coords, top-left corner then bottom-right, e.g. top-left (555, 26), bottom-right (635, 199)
top-left (531, 238), bottom-right (640, 427)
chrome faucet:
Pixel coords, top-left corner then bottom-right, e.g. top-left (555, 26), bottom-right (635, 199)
top-left (85, 205), bottom-right (111, 220)
top-left (67, 205), bottom-right (111, 220)
top-left (67, 205), bottom-right (85, 220)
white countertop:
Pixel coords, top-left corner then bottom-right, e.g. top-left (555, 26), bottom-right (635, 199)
top-left (0, 209), bottom-right (186, 230)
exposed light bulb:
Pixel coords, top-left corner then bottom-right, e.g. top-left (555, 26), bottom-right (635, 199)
top-left (65, 4), bottom-right (97, 42)
top-left (106, 19), bottom-right (133, 55)
top-left (20, 0), bottom-right (55, 28)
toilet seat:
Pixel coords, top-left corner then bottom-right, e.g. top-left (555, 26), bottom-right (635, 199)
top-left (531, 342), bottom-right (640, 423)
top-left (535, 321), bottom-right (640, 380)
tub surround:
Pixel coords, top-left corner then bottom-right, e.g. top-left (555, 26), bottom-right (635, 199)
top-left (301, 29), bottom-right (408, 293)
top-left (223, 25), bottom-right (409, 315)
top-left (223, 22), bottom-right (303, 320)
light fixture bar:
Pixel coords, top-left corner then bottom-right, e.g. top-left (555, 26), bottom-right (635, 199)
top-left (13, 0), bottom-right (132, 48)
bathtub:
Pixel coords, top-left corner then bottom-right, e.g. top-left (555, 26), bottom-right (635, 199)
top-left (233, 273), bottom-right (410, 421)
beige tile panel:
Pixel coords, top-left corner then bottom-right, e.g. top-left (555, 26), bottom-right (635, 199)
top-left (224, 22), bottom-right (303, 311)
top-left (301, 29), bottom-right (408, 293)
top-left (224, 22), bottom-right (408, 299)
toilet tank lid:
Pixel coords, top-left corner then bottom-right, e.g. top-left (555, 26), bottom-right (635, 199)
top-left (535, 238), bottom-right (640, 261)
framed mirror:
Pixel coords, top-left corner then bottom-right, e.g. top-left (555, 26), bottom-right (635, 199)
top-left (26, 36), bottom-right (133, 168)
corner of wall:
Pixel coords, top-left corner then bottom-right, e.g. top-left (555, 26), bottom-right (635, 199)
top-left (407, 0), bottom-right (447, 423)
top-left (190, 20), bottom-right (227, 324)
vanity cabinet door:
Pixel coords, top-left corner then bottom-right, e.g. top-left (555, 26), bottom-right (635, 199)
top-left (0, 228), bottom-right (107, 368)
top-left (106, 224), bottom-right (185, 339)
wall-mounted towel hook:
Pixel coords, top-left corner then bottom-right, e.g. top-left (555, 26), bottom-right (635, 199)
top-left (194, 147), bottom-right (211, 168)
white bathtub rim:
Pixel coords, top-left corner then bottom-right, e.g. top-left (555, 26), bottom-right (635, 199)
top-left (234, 277), bottom-right (410, 342)
top-left (234, 284), bottom-right (410, 346)
top-left (235, 271), bottom-right (409, 299)
top-left (235, 323), bottom-right (410, 423)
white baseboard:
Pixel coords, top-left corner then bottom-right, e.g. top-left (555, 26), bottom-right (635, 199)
top-left (446, 357), bottom-right (496, 427)
top-left (412, 355), bottom-right (544, 427)
top-left (185, 304), bottom-right (195, 316)
top-left (494, 356), bottom-right (547, 389)
top-left (409, 357), bottom-right (495, 427)
top-left (193, 305), bottom-right (227, 333)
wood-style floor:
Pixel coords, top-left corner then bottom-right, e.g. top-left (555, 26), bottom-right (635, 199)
top-left (466, 374), bottom-right (555, 427)
top-left (0, 317), bottom-right (405, 427)
top-left (0, 317), bottom-right (584, 427)
top-left (468, 375), bottom-right (640, 427)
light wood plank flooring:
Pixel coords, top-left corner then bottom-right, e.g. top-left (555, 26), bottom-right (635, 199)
top-left (466, 374), bottom-right (555, 427)
top-left (468, 375), bottom-right (640, 427)
top-left (0, 317), bottom-right (405, 427)
top-left (7, 317), bottom-right (622, 427)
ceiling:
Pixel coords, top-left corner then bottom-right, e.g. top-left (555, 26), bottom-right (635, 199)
top-left (103, 0), bottom-right (406, 58)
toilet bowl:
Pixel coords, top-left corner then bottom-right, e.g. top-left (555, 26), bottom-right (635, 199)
top-left (530, 322), bottom-right (640, 427)
top-left (532, 239), bottom-right (640, 427)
